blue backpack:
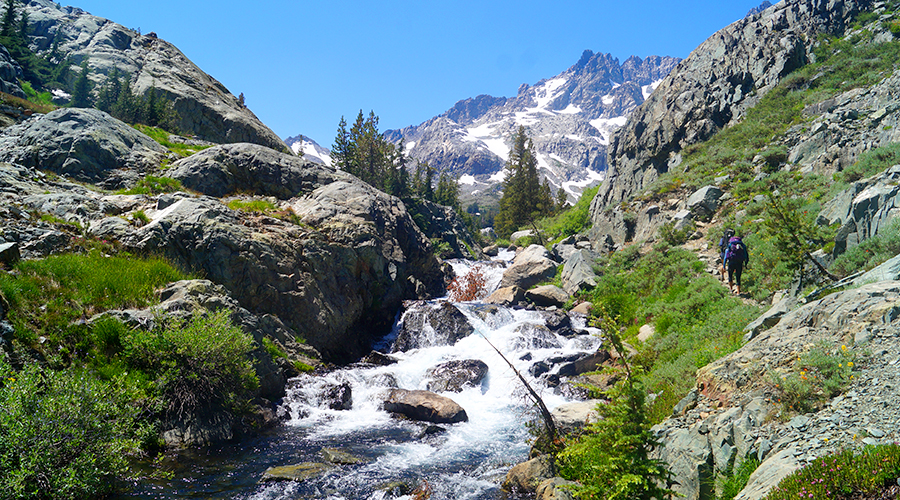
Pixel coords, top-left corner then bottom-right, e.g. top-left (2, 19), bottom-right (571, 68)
top-left (725, 237), bottom-right (747, 264)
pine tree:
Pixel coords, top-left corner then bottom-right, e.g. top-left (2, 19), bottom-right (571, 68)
top-left (494, 126), bottom-right (553, 237)
top-left (69, 60), bottom-right (93, 108)
top-left (1, 0), bottom-right (16, 38)
top-left (96, 67), bottom-right (122, 113)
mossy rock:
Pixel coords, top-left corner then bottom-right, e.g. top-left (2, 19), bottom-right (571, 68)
top-left (320, 447), bottom-right (365, 465)
top-left (260, 462), bottom-right (332, 482)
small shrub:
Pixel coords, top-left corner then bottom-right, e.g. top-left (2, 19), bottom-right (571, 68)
top-left (890, 19), bottom-right (900, 36)
top-left (0, 359), bottom-right (144, 499)
top-left (132, 209), bottom-right (150, 225)
top-left (720, 458), bottom-right (761, 500)
top-left (769, 343), bottom-right (856, 415)
top-left (447, 264), bottom-right (488, 302)
top-left (659, 220), bottom-right (694, 246)
top-left (123, 310), bottom-right (259, 418)
top-left (429, 238), bottom-right (454, 259)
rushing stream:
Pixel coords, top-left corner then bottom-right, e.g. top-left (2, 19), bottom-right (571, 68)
top-left (124, 251), bottom-right (603, 499)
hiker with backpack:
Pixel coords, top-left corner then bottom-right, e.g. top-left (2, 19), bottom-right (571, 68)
top-left (724, 234), bottom-right (750, 295)
top-left (718, 228), bottom-right (735, 279)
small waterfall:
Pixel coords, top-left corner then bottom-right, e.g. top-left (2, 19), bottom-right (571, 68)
top-left (122, 253), bottom-right (603, 500)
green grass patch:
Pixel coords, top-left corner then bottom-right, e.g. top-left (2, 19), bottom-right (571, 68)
top-left (227, 199), bottom-right (278, 214)
top-left (835, 141), bottom-right (900, 184)
top-left (579, 246), bottom-right (762, 423)
top-left (132, 124), bottom-right (212, 157)
top-left (0, 251), bottom-right (189, 357)
top-left (0, 90), bottom-right (55, 114)
top-left (20, 80), bottom-right (55, 108)
top-left (766, 444), bottom-right (900, 499)
top-left (116, 175), bottom-right (183, 196)
top-left (536, 185), bottom-right (599, 244)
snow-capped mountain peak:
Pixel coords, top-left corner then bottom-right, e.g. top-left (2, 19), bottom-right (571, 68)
top-left (384, 50), bottom-right (680, 201)
top-left (284, 134), bottom-right (333, 166)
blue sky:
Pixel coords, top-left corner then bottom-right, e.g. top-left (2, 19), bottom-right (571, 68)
top-left (69, 1), bottom-right (767, 146)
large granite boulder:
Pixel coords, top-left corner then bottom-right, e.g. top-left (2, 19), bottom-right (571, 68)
top-left (168, 143), bottom-right (345, 199)
top-left (383, 389), bottom-right (468, 423)
top-left (22, 1), bottom-right (288, 152)
top-left (483, 285), bottom-right (526, 306)
top-left (551, 400), bottom-right (602, 436)
top-left (560, 249), bottom-right (600, 295)
top-left (425, 359), bottom-right (489, 393)
top-left (503, 455), bottom-right (556, 495)
top-left (687, 185), bottom-right (724, 219)
top-left (526, 285), bottom-right (569, 308)
top-left (819, 165), bottom-right (900, 257)
top-left (0, 108), bottom-right (167, 187)
top-left (499, 244), bottom-right (559, 290)
top-left (392, 301), bottom-right (474, 352)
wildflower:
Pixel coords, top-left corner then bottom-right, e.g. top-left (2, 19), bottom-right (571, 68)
top-left (841, 345), bottom-right (847, 352)
top-left (848, 361), bottom-right (853, 368)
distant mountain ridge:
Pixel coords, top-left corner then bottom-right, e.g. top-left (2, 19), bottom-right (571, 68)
top-left (383, 51), bottom-right (681, 200)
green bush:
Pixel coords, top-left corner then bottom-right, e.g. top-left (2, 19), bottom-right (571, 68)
top-left (123, 310), bottom-right (259, 418)
top-left (537, 185), bottom-right (599, 243)
top-left (719, 458), bottom-right (760, 500)
top-left (0, 359), bottom-right (145, 499)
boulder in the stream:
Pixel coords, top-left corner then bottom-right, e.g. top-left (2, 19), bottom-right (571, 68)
top-left (499, 245), bottom-right (559, 290)
top-left (425, 359), bottom-right (489, 393)
top-left (525, 285), bottom-right (569, 308)
top-left (392, 301), bottom-right (474, 352)
top-left (322, 382), bottom-right (352, 411)
top-left (383, 389), bottom-right (469, 424)
top-left (484, 285), bottom-right (526, 306)
top-left (260, 462), bottom-right (333, 482)
top-left (320, 448), bottom-right (365, 465)
top-left (503, 454), bottom-right (556, 495)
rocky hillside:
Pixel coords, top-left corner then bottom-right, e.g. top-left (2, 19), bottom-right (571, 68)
top-left (17, 0), bottom-right (288, 152)
top-left (0, 108), bottom-right (448, 366)
top-left (576, 0), bottom-right (900, 497)
top-left (593, 0), bottom-right (871, 210)
top-left (384, 51), bottom-right (680, 202)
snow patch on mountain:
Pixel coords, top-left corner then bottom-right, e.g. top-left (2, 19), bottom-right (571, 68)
top-left (642, 79), bottom-right (664, 100)
top-left (284, 135), bottom-right (333, 166)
